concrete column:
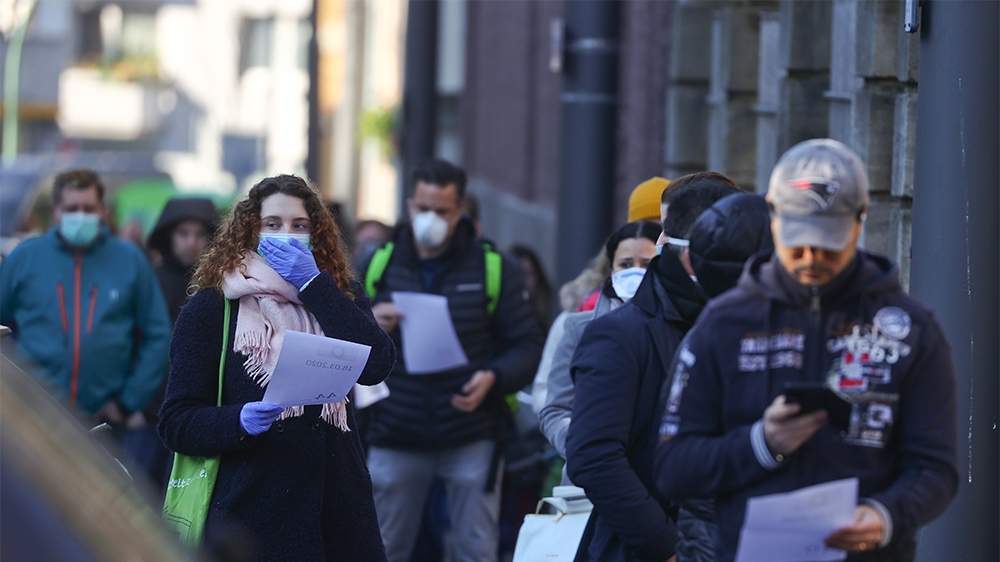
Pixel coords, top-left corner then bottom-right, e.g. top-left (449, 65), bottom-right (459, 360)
top-left (707, 4), bottom-right (768, 191)
top-left (777, 0), bottom-right (831, 148)
top-left (754, 11), bottom-right (782, 194)
top-left (664, 1), bottom-right (712, 180)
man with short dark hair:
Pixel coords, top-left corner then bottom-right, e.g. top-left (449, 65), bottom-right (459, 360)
top-left (564, 173), bottom-right (738, 562)
top-left (655, 139), bottom-right (958, 562)
top-left (362, 158), bottom-right (543, 562)
top-left (658, 172), bottom-right (743, 278)
top-left (0, 169), bottom-right (172, 428)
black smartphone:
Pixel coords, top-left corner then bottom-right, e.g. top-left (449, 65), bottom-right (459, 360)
top-left (783, 381), bottom-right (852, 432)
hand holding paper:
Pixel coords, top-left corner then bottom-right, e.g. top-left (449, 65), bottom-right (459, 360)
top-left (734, 478), bottom-right (858, 562)
top-left (824, 505), bottom-right (884, 553)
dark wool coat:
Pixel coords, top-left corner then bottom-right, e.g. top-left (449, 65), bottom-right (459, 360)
top-left (566, 251), bottom-right (702, 562)
top-left (362, 218), bottom-right (544, 450)
top-left (158, 273), bottom-right (395, 561)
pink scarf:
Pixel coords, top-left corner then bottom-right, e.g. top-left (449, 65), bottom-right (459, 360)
top-left (221, 252), bottom-right (349, 431)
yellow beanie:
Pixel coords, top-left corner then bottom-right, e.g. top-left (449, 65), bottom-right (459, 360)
top-left (628, 177), bottom-right (670, 222)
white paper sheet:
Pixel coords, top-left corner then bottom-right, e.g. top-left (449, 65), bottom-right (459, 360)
top-left (352, 381), bottom-right (390, 409)
top-left (391, 291), bottom-right (469, 374)
top-left (262, 330), bottom-right (371, 407)
top-left (734, 478), bottom-right (858, 562)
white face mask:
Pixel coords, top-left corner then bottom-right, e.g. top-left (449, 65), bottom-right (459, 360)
top-left (611, 267), bottom-right (646, 301)
top-left (258, 232), bottom-right (313, 250)
top-left (411, 211), bottom-right (450, 248)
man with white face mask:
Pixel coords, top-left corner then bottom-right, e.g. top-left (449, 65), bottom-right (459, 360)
top-left (0, 169), bottom-right (171, 435)
top-left (361, 158), bottom-right (544, 562)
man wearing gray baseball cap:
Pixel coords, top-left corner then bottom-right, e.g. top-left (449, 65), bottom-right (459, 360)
top-left (655, 139), bottom-right (958, 562)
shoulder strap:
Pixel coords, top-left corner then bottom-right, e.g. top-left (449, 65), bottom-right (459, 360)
top-left (484, 245), bottom-right (502, 316)
top-left (364, 240), bottom-right (499, 315)
top-left (217, 298), bottom-right (231, 407)
top-left (365, 242), bottom-right (395, 300)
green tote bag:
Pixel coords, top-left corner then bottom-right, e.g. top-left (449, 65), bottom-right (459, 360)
top-left (162, 298), bottom-right (231, 547)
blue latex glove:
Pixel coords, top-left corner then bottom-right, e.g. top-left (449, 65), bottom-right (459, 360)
top-left (259, 237), bottom-right (320, 289)
top-left (239, 402), bottom-right (285, 435)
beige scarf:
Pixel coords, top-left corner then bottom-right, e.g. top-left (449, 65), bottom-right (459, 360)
top-left (221, 252), bottom-right (349, 431)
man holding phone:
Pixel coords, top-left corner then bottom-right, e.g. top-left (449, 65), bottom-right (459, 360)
top-left (654, 139), bottom-right (958, 562)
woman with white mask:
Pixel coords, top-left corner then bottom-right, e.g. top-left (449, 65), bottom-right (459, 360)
top-left (537, 220), bottom-right (661, 469)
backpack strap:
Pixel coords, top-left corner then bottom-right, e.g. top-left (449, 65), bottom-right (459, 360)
top-left (366, 240), bottom-right (501, 317)
top-left (364, 242), bottom-right (395, 300)
top-left (484, 245), bottom-right (502, 317)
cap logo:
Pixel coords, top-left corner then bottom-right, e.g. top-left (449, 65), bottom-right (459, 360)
top-left (786, 177), bottom-right (841, 210)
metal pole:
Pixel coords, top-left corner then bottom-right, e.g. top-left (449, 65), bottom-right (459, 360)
top-left (306, 0), bottom-right (320, 184)
top-left (399, 0), bottom-right (439, 205)
top-left (909, 1), bottom-right (1000, 560)
top-left (2, 0), bottom-right (39, 165)
top-left (555, 0), bottom-right (619, 287)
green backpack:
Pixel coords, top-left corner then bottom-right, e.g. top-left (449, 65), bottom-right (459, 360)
top-left (364, 241), bottom-right (502, 316)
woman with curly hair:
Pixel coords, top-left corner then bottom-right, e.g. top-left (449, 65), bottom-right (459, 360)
top-left (158, 174), bottom-right (395, 560)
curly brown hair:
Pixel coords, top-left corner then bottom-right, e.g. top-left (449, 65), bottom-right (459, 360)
top-left (191, 174), bottom-right (354, 297)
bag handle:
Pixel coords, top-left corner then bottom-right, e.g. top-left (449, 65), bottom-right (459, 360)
top-left (216, 299), bottom-right (231, 407)
top-left (535, 496), bottom-right (593, 519)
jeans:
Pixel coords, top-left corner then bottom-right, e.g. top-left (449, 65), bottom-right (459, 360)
top-left (369, 440), bottom-right (502, 562)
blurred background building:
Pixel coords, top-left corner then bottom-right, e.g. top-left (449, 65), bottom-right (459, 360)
top-left (0, 0), bottom-right (920, 287)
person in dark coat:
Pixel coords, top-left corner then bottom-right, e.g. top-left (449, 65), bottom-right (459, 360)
top-left (158, 174), bottom-right (395, 561)
top-left (655, 140), bottom-right (957, 562)
top-left (564, 173), bottom-right (739, 562)
top-left (124, 197), bottom-right (219, 488)
top-left (659, 192), bottom-right (774, 562)
top-left (361, 159), bottom-right (543, 562)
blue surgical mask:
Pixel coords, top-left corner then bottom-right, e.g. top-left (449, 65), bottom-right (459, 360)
top-left (258, 232), bottom-right (313, 257)
top-left (655, 244), bottom-right (665, 255)
top-left (59, 212), bottom-right (101, 247)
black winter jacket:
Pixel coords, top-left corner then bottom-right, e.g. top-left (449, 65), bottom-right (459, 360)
top-left (566, 251), bottom-right (704, 562)
top-left (655, 251), bottom-right (958, 562)
top-left (364, 218), bottom-right (544, 450)
top-left (158, 274), bottom-right (395, 561)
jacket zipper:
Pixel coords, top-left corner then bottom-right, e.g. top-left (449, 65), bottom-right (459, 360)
top-left (807, 287), bottom-right (823, 381)
top-left (57, 282), bottom-right (69, 334)
top-left (70, 254), bottom-right (83, 410)
top-left (86, 284), bottom-right (97, 334)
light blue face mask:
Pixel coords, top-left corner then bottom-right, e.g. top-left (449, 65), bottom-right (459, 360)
top-left (59, 212), bottom-right (101, 247)
top-left (257, 232), bottom-right (313, 258)
top-left (656, 244), bottom-right (665, 255)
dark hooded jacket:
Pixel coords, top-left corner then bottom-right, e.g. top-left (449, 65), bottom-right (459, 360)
top-left (145, 198), bottom-right (219, 420)
top-left (362, 217), bottom-right (544, 450)
top-left (655, 251), bottom-right (958, 562)
top-left (147, 197), bottom-right (220, 323)
top-left (565, 250), bottom-right (706, 562)
top-left (671, 191), bottom-right (773, 562)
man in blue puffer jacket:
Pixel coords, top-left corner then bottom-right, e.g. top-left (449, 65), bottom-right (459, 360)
top-left (1, 169), bottom-right (171, 427)
top-left (655, 139), bottom-right (958, 562)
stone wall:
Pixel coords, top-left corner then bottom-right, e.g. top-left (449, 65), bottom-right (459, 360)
top-left (665, 0), bottom-right (919, 288)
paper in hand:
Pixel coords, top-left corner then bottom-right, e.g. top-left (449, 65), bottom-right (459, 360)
top-left (391, 291), bottom-right (469, 374)
top-left (734, 478), bottom-right (858, 562)
top-left (262, 330), bottom-right (371, 407)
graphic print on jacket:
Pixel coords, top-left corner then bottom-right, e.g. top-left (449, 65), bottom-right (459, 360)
top-left (661, 306), bottom-right (917, 452)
